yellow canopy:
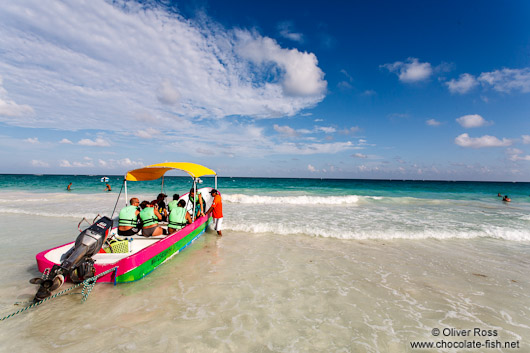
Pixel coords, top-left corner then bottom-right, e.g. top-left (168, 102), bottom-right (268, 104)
top-left (125, 162), bottom-right (216, 181)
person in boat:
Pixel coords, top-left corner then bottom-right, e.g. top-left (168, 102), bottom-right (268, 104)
top-left (187, 188), bottom-right (205, 218)
top-left (167, 194), bottom-right (180, 213)
top-left (139, 200), bottom-right (165, 237)
top-left (67, 182), bottom-right (72, 191)
top-left (104, 183), bottom-right (111, 192)
top-left (168, 200), bottom-right (192, 234)
top-left (156, 193), bottom-right (168, 222)
top-left (503, 195), bottom-right (511, 202)
top-left (206, 189), bottom-right (223, 236)
top-left (118, 197), bottom-right (141, 236)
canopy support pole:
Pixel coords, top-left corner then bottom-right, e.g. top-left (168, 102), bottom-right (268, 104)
top-left (124, 180), bottom-right (128, 206)
top-left (215, 175), bottom-right (217, 189)
top-left (161, 175), bottom-right (165, 194)
top-left (192, 178), bottom-right (197, 222)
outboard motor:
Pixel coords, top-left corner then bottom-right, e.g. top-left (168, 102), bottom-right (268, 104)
top-left (31, 216), bottom-right (113, 302)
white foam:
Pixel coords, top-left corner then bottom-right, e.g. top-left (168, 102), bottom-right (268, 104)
top-left (223, 194), bottom-right (361, 205)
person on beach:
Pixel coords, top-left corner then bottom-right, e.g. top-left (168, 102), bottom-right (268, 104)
top-left (118, 197), bottom-right (141, 236)
top-left (167, 194), bottom-right (180, 213)
top-left (104, 183), bottom-right (111, 192)
top-left (503, 195), bottom-right (511, 202)
top-left (156, 193), bottom-right (168, 222)
top-left (139, 200), bottom-right (165, 237)
top-left (187, 188), bottom-right (205, 218)
top-left (168, 199), bottom-right (192, 234)
top-left (67, 182), bottom-right (72, 191)
top-left (206, 189), bottom-right (223, 236)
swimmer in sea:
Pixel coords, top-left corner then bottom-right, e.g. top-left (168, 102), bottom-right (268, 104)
top-left (67, 182), bottom-right (72, 191)
top-left (502, 195), bottom-right (511, 202)
top-left (104, 183), bottom-right (111, 192)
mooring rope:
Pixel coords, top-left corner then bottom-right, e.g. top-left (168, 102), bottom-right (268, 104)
top-left (0, 266), bottom-right (118, 322)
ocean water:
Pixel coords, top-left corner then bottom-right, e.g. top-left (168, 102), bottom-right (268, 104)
top-left (0, 174), bottom-right (529, 352)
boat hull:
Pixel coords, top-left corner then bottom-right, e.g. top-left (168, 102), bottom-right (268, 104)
top-left (36, 215), bottom-right (212, 283)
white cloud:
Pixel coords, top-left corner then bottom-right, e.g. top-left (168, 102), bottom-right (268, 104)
top-left (273, 124), bottom-right (298, 137)
top-left (362, 90), bottom-right (376, 96)
top-left (78, 137), bottom-right (110, 147)
top-left (307, 164), bottom-right (317, 172)
top-left (277, 21), bottom-right (304, 43)
top-left (59, 138), bottom-right (73, 144)
top-left (381, 58), bottom-right (432, 83)
top-left (455, 133), bottom-right (512, 148)
top-left (316, 126), bottom-right (336, 134)
top-left (339, 126), bottom-right (360, 135)
top-left (456, 114), bottom-right (490, 128)
top-left (25, 137), bottom-right (39, 144)
top-left (352, 153), bottom-right (367, 158)
top-left (478, 68), bottom-right (530, 93)
top-left (507, 148), bottom-right (530, 161)
top-left (135, 128), bottom-right (161, 139)
top-left (446, 73), bottom-right (478, 94)
top-left (273, 141), bottom-right (354, 155)
top-left (0, 76), bottom-right (34, 118)
top-left (59, 159), bottom-right (94, 168)
top-left (236, 30), bottom-right (327, 97)
top-left (31, 160), bottom-right (49, 167)
top-left (426, 119), bottom-right (441, 126)
top-left (0, 1), bottom-right (326, 132)
top-left (156, 79), bottom-right (180, 105)
top-left (522, 135), bottom-right (530, 144)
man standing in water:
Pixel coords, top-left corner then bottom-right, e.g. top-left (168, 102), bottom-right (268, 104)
top-left (67, 182), bottom-right (72, 191)
top-left (207, 189), bottom-right (223, 236)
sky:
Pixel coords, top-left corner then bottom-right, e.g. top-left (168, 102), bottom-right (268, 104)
top-left (0, 0), bottom-right (529, 181)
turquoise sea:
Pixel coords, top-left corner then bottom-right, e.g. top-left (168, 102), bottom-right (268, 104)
top-left (0, 174), bottom-right (529, 352)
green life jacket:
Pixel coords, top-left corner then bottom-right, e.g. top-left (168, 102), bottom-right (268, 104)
top-left (167, 200), bottom-right (179, 213)
top-left (168, 207), bottom-right (187, 230)
top-left (119, 205), bottom-right (138, 227)
top-left (139, 207), bottom-right (158, 227)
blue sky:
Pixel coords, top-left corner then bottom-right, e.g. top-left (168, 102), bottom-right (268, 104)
top-left (0, 0), bottom-right (529, 180)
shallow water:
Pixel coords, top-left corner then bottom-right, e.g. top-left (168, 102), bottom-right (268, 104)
top-left (1, 214), bottom-right (529, 352)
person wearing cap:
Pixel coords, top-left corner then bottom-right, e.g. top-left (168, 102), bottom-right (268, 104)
top-left (206, 189), bottom-right (223, 236)
top-left (156, 193), bottom-right (168, 222)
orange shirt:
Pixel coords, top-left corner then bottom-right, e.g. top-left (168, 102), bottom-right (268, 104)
top-left (212, 194), bottom-right (223, 218)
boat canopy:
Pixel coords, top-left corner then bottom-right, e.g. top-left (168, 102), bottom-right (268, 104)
top-left (125, 162), bottom-right (216, 181)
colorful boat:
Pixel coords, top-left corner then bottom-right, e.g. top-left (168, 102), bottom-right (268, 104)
top-left (34, 163), bottom-right (218, 293)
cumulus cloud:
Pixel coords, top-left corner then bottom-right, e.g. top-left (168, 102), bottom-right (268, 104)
top-left (446, 73), bottom-right (478, 94)
top-left (307, 164), bottom-right (317, 172)
top-left (78, 137), bottom-right (110, 147)
top-left (0, 1), bottom-right (327, 132)
top-left (456, 114), bottom-right (491, 128)
top-left (455, 133), bottom-right (511, 148)
top-left (315, 126), bottom-right (336, 134)
top-left (478, 68), bottom-right (530, 93)
top-left (236, 30), bottom-right (327, 97)
top-left (426, 119), bottom-right (441, 126)
top-left (522, 135), bottom-right (530, 144)
top-left (381, 58), bottom-right (432, 83)
top-left (59, 159), bottom-right (94, 168)
top-left (277, 21), bottom-right (304, 43)
top-left (135, 128), bottom-right (161, 139)
top-left (273, 124), bottom-right (298, 137)
top-left (352, 153), bottom-right (367, 158)
top-left (506, 148), bottom-right (530, 161)
top-left (59, 138), bottom-right (73, 144)
top-left (31, 160), bottom-right (49, 167)
top-left (25, 137), bottom-right (39, 144)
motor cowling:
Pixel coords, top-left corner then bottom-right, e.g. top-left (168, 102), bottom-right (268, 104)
top-left (31, 216), bottom-right (113, 301)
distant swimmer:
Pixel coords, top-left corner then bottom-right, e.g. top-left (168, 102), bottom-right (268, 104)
top-left (67, 182), bottom-right (72, 191)
top-left (497, 193), bottom-right (502, 197)
top-left (502, 195), bottom-right (511, 202)
top-left (104, 183), bottom-right (111, 192)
